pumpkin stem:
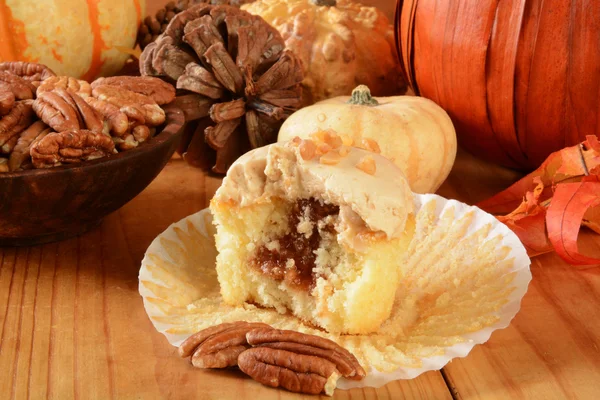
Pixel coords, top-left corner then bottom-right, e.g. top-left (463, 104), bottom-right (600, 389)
top-left (347, 85), bottom-right (379, 106)
top-left (310, 0), bottom-right (337, 6)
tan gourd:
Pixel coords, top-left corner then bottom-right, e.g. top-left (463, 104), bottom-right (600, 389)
top-left (242, 0), bottom-right (404, 105)
top-left (278, 85), bottom-right (457, 194)
top-left (0, 0), bottom-right (144, 80)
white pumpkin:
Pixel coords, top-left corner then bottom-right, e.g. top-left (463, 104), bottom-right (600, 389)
top-left (278, 85), bottom-right (457, 193)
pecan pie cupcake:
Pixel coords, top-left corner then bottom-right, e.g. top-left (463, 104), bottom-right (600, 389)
top-left (210, 131), bottom-right (415, 334)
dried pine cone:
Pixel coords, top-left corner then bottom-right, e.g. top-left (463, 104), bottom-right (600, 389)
top-left (137, 0), bottom-right (254, 50)
top-left (140, 4), bottom-right (303, 174)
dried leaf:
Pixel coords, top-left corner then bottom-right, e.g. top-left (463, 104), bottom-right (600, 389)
top-left (478, 136), bottom-right (600, 214)
top-left (496, 178), bottom-right (552, 256)
top-left (546, 176), bottom-right (600, 265)
top-left (478, 135), bottom-right (600, 265)
top-left (583, 205), bottom-right (600, 234)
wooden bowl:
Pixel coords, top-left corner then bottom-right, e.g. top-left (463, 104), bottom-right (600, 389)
top-left (0, 106), bottom-right (185, 246)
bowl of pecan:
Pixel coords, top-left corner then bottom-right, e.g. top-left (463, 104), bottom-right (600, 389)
top-left (0, 62), bottom-right (184, 246)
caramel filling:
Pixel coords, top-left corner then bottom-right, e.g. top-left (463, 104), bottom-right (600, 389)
top-left (250, 198), bottom-right (340, 291)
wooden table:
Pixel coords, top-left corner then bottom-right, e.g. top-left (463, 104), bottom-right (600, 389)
top-left (2, 0), bottom-right (600, 398)
top-left (1, 149), bottom-right (600, 400)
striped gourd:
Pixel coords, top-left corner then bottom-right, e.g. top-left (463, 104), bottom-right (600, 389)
top-left (0, 0), bottom-right (145, 80)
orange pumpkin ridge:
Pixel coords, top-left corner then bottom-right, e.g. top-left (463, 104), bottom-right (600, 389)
top-left (82, 0), bottom-right (108, 82)
top-left (0, 0), bottom-right (29, 61)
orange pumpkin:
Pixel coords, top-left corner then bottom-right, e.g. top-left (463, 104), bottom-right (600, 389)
top-left (0, 0), bottom-right (145, 81)
top-left (396, 0), bottom-right (600, 171)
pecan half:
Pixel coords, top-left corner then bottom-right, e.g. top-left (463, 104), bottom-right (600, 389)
top-left (8, 121), bottom-right (50, 171)
top-left (0, 100), bottom-right (35, 147)
top-left (37, 76), bottom-right (92, 98)
top-left (0, 157), bottom-right (7, 172)
top-left (58, 88), bottom-right (106, 134)
top-left (0, 62), bottom-right (55, 87)
top-left (246, 328), bottom-right (366, 380)
top-left (178, 321), bottom-right (271, 369)
top-left (84, 97), bottom-right (129, 136)
top-left (1, 134), bottom-right (18, 154)
top-left (0, 88), bottom-right (15, 116)
top-left (132, 124), bottom-right (151, 143)
top-left (238, 348), bottom-right (340, 396)
top-left (33, 91), bottom-right (80, 132)
top-left (91, 76), bottom-right (175, 105)
top-left (31, 129), bottom-right (116, 168)
top-left (92, 85), bottom-right (165, 126)
top-left (113, 134), bottom-right (139, 151)
top-left (0, 71), bottom-right (35, 100)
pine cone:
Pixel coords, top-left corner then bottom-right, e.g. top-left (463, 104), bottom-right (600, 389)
top-left (140, 4), bottom-right (304, 174)
top-left (137, 0), bottom-right (254, 50)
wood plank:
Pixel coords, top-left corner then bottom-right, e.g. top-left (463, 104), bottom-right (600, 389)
top-left (441, 241), bottom-right (600, 400)
top-left (437, 151), bottom-right (600, 400)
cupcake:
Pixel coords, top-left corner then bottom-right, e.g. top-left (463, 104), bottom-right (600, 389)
top-left (210, 132), bottom-right (415, 334)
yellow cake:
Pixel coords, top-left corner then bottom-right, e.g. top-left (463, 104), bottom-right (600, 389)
top-left (210, 132), bottom-right (415, 334)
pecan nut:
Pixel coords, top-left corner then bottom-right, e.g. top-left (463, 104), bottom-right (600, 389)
top-left (246, 328), bottom-right (366, 380)
top-left (0, 100), bottom-right (35, 147)
top-left (33, 91), bottom-right (80, 132)
top-left (178, 321), bottom-right (271, 369)
top-left (112, 134), bottom-right (138, 151)
top-left (92, 85), bottom-right (165, 126)
top-left (1, 133), bottom-right (18, 154)
top-left (84, 97), bottom-right (129, 136)
top-left (132, 124), bottom-right (151, 143)
top-left (55, 88), bottom-right (106, 134)
top-left (33, 89), bottom-right (107, 134)
top-left (238, 348), bottom-right (340, 396)
top-left (37, 76), bottom-right (92, 98)
top-left (0, 157), bottom-right (7, 172)
top-left (0, 88), bottom-right (15, 116)
top-left (0, 62), bottom-right (55, 87)
top-left (30, 129), bottom-right (116, 168)
top-left (8, 121), bottom-right (50, 171)
top-left (67, 89), bottom-right (107, 135)
top-left (90, 76), bottom-right (175, 105)
top-left (112, 125), bottom-right (153, 151)
top-left (0, 71), bottom-right (35, 100)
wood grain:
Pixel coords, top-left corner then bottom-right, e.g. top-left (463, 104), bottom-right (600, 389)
top-left (1, 1), bottom-right (599, 399)
top-left (435, 152), bottom-right (600, 400)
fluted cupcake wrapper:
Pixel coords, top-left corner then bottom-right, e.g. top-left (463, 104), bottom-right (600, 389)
top-left (138, 193), bottom-right (531, 389)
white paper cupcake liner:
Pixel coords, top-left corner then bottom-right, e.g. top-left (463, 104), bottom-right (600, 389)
top-left (138, 193), bottom-right (531, 389)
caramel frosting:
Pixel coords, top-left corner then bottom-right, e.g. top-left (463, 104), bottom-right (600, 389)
top-left (212, 134), bottom-right (414, 241)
